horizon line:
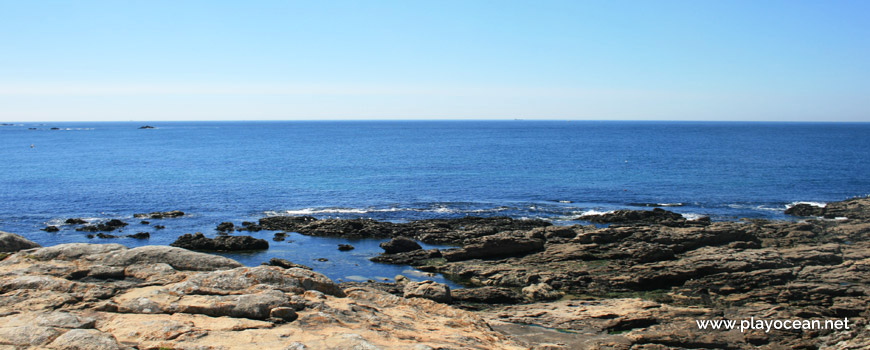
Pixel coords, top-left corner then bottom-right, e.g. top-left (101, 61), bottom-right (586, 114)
top-left (3, 118), bottom-right (869, 124)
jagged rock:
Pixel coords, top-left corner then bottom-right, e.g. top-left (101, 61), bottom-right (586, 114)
top-left (338, 244), bottom-right (355, 251)
top-left (403, 280), bottom-right (451, 304)
top-left (522, 283), bottom-right (563, 301)
top-left (42, 226), bottom-right (60, 232)
top-left (133, 210), bottom-right (184, 219)
top-left (259, 216), bottom-right (318, 231)
top-left (258, 216), bottom-right (550, 245)
top-left (370, 248), bottom-right (442, 265)
top-left (380, 237), bottom-right (422, 254)
top-left (786, 203), bottom-right (826, 217)
top-left (238, 221), bottom-right (264, 232)
top-left (579, 207), bottom-right (693, 226)
top-left (216, 221), bottom-right (235, 232)
top-left (452, 287), bottom-right (523, 304)
top-left (95, 233), bottom-right (118, 239)
top-left (75, 225), bottom-right (99, 232)
top-left (0, 231), bottom-right (41, 252)
top-left (170, 232), bottom-right (269, 251)
top-left (65, 218), bottom-right (88, 225)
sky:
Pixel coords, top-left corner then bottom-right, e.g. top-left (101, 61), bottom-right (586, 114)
top-left (1, 0), bottom-right (869, 122)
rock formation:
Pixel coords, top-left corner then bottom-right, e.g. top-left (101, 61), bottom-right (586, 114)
top-left (0, 244), bottom-right (522, 349)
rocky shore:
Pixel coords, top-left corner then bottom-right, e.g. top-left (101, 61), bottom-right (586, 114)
top-left (2, 197), bottom-right (869, 349)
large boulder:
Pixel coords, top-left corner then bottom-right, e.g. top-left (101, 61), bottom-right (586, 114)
top-left (170, 233), bottom-right (268, 251)
top-left (100, 245), bottom-right (243, 271)
top-left (380, 237), bottom-right (422, 254)
top-left (579, 207), bottom-right (688, 225)
top-left (0, 231), bottom-right (41, 252)
top-left (403, 280), bottom-right (451, 303)
top-left (785, 203), bottom-right (826, 217)
top-left (442, 233), bottom-right (544, 261)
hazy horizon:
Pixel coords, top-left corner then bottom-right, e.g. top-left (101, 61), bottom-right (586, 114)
top-left (2, 1), bottom-right (869, 122)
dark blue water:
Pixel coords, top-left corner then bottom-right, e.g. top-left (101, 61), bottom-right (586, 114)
top-left (2, 121), bottom-right (869, 285)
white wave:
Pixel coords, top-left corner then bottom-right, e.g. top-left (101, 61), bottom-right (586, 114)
top-left (271, 208), bottom-right (370, 215)
top-left (432, 207), bottom-right (455, 214)
top-left (786, 201), bottom-right (826, 209)
top-left (657, 202), bottom-right (684, 207)
top-left (681, 213), bottom-right (705, 220)
top-left (558, 200), bottom-right (573, 203)
top-left (468, 206), bottom-right (511, 213)
top-left (577, 209), bottom-right (613, 216)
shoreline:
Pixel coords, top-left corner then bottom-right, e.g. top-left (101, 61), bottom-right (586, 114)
top-left (1, 197), bottom-right (869, 348)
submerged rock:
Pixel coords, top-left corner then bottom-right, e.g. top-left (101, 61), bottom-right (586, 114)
top-left (42, 226), bottom-right (60, 232)
top-left (338, 244), bottom-right (355, 251)
top-left (64, 218), bottom-right (88, 225)
top-left (127, 232), bottom-right (150, 239)
top-left (170, 232), bottom-right (269, 251)
top-left (380, 237), bottom-right (422, 254)
top-left (216, 221), bottom-right (235, 232)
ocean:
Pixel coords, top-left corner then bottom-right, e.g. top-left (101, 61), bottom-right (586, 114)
top-left (2, 121), bottom-right (869, 285)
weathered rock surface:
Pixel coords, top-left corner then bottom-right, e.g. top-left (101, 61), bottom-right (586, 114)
top-left (266, 258), bottom-right (313, 270)
top-left (0, 231), bottom-right (41, 252)
top-left (170, 232), bottom-right (269, 251)
top-left (0, 242), bottom-right (522, 349)
top-left (403, 280), bottom-right (452, 304)
top-left (366, 197), bottom-right (870, 349)
top-left (259, 215), bottom-right (550, 244)
top-left (786, 198), bottom-right (870, 220)
top-left (442, 232), bottom-right (544, 261)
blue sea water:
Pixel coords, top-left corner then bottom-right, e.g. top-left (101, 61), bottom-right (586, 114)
top-left (2, 121), bottom-right (869, 285)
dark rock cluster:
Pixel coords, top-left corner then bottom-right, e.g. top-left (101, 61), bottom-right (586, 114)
top-left (170, 232), bottom-right (268, 251)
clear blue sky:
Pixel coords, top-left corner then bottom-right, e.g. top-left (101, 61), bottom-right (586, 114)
top-left (1, 0), bottom-right (869, 121)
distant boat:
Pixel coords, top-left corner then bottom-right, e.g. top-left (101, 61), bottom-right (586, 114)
top-left (138, 125), bottom-right (156, 129)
